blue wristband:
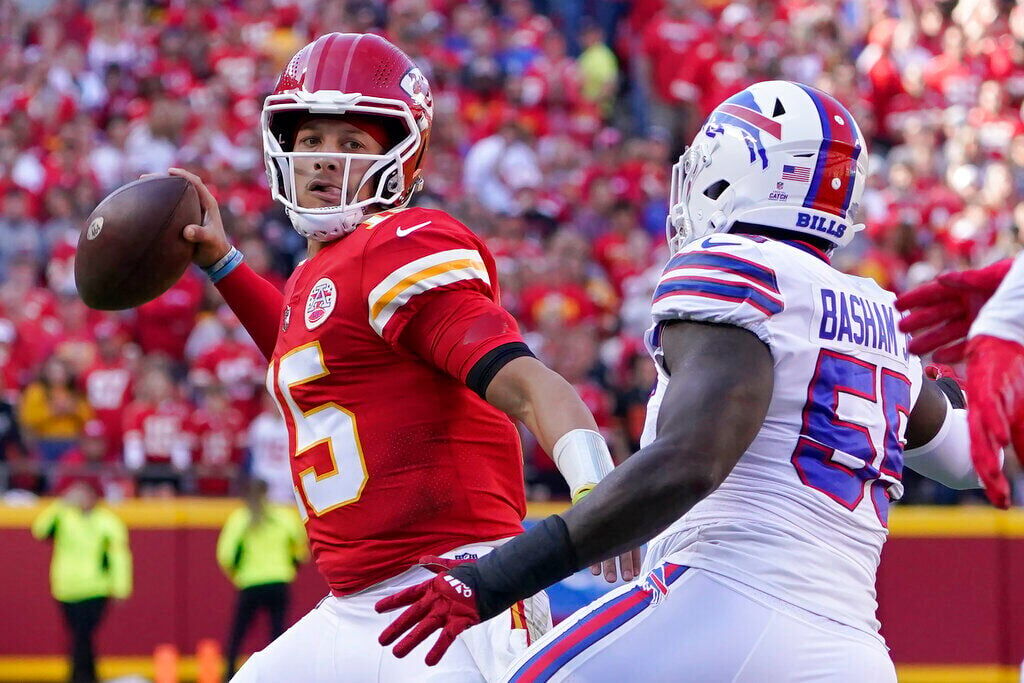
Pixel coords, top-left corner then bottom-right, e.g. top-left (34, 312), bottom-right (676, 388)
top-left (203, 247), bottom-right (243, 283)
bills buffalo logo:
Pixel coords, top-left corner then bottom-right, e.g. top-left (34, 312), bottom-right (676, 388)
top-left (400, 67), bottom-right (433, 118)
top-left (705, 91), bottom-right (781, 170)
top-left (305, 278), bottom-right (336, 330)
top-left (643, 566), bottom-right (670, 606)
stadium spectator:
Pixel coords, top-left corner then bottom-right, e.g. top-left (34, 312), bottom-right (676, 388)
top-left (31, 479), bottom-right (132, 683)
top-left (247, 392), bottom-right (292, 506)
top-left (121, 363), bottom-right (191, 496)
top-left (217, 478), bottom-right (307, 680)
top-left (19, 356), bottom-right (93, 468)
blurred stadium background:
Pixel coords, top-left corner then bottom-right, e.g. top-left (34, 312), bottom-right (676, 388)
top-left (1, 0), bottom-right (1023, 681)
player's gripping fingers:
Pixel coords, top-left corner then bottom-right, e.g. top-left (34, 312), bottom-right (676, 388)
top-left (376, 581), bottom-right (428, 615)
top-left (932, 341), bottom-right (969, 365)
top-left (424, 627), bottom-right (460, 666)
top-left (167, 167), bottom-right (218, 211)
top-left (392, 613), bottom-right (444, 659)
top-left (970, 408), bottom-right (1011, 509)
top-left (378, 596), bottom-right (430, 646)
top-left (906, 319), bottom-right (972, 357)
top-left (899, 303), bottom-right (966, 334)
top-left (895, 281), bottom-right (952, 313)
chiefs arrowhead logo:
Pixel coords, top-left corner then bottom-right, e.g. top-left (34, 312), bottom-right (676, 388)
top-left (400, 67), bottom-right (433, 119)
top-left (305, 278), bottom-right (336, 330)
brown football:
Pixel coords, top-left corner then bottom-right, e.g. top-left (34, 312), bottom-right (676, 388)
top-left (75, 176), bottom-right (199, 310)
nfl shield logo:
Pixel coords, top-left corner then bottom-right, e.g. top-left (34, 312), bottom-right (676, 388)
top-left (777, 181), bottom-right (784, 190)
top-left (305, 278), bottom-right (336, 330)
top-left (282, 306), bottom-right (291, 332)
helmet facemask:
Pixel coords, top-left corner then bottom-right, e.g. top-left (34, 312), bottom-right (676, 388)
top-left (262, 90), bottom-right (423, 242)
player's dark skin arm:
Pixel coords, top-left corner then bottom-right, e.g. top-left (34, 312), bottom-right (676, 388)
top-left (446, 320), bottom-right (774, 620)
top-left (904, 375), bottom-right (952, 450)
top-left (557, 320), bottom-right (773, 566)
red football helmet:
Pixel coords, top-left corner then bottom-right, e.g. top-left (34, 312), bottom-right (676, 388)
top-left (261, 33), bottom-right (434, 241)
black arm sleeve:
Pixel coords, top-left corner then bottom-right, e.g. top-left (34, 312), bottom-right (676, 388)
top-left (451, 515), bottom-right (579, 621)
top-left (465, 341), bottom-right (535, 398)
top-left (935, 377), bottom-right (967, 409)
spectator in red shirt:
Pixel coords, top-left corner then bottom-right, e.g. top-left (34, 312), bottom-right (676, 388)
top-left (80, 324), bottom-right (134, 458)
top-left (121, 364), bottom-right (191, 497)
top-left (189, 385), bottom-right (246, 497)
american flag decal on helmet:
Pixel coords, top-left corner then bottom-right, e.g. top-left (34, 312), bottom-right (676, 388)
top-left (782, 165), bottom-right (811, 181)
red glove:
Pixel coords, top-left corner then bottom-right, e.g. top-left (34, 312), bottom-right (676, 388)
top-left (925, 363), bottom-right (966, 393)
top-left (965, 335), bottom-right (1024, 509)
top-left (376, 556), bottom-right (481, 666)
top-left (895, 260), bottom-right (1013, 363)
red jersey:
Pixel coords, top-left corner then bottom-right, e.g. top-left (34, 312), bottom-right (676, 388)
top-left (121, 400), bottom-right (192, 469)
top-left (80, 359), bottom-right (133, 456)
top-left (188, 407), bottom-right (246, 495)
top-left (269, 208), bottom-right (526, 595)
top-left (191, 340), bottom-right (265, 420)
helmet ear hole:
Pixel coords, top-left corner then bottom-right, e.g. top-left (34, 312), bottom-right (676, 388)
top-left (703, 180), bottom-right (731, 200)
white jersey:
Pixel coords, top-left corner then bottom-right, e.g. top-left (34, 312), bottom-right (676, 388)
top-left (641, 234), bottom-right (923, 637)
top-left (248, 412), bottom-right (294, 505)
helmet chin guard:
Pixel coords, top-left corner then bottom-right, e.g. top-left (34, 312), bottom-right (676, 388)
top-left (667, 81), bottom-right (868, 254)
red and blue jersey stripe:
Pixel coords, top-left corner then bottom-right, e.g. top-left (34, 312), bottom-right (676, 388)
top-left (796, 83), bottom-right (861, 219)
top-left (509, 564), bottom-right (689, 683)
top-left (655, 250), bottom-right (784, 316)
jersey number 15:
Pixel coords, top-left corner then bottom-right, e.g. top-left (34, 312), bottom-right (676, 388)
top-left (269, 342), bottom-right (369, 518)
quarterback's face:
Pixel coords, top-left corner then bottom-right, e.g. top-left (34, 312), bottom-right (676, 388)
top-left (292, 117), bottom-right (385, 209)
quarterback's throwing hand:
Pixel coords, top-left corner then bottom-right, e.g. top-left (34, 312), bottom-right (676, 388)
top-left (965, 335), bottom-right (1024, 509)
top-left (376, 556), bottom-right (481, 666)
top-left (895, 260), bottom-right (1012, 362)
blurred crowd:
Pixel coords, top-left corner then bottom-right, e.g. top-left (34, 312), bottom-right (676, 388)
top-left (0, 0), bottom-right (1021, 505)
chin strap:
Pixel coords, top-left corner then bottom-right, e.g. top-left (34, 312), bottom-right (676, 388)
top-left (287, 205), bottom-right (366, 242)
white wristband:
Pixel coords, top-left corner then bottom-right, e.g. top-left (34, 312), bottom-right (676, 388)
top-left (552, 429), bottom-right (614, 503)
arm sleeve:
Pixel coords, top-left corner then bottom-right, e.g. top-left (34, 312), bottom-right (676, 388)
top-left (903, 395), bottom-right (982, 489)
top-left (31, 501), bottom-right (61, 540)
top-left (397, 290), bottom-right (528, 387)
top-left (105, 515), bottom-right (132, 599)
top-left (214, 262), bottom-right (284, 361)
top-left (651, 240), bottom-right (782, 348)
top-left (971, 252), bottom-right (1024, 344)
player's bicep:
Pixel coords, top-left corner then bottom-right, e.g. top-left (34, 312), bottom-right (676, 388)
top-left (397, 290), bottom-right (529, 390)
top-left (904, 376), bottom-right (949, 451)
top-left (656, 320), bottom-right (774, 478)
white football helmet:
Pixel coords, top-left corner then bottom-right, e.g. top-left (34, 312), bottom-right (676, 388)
top-left (667, 81), bottom-right (868, 254)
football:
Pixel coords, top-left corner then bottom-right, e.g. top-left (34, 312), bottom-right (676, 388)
top-left (75, 175), bottom-right (200, 310)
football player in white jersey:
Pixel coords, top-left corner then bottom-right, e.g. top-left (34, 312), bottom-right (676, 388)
top-left (374, 81), bottom-right (992, 682)
top-left (896, 254), bottom-right (1024, 508)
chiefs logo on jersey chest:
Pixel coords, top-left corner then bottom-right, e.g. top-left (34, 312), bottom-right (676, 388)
top-left (305, 278), bottom-right (337, 330)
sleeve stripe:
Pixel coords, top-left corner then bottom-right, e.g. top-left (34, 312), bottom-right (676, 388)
top-left (653, 280), bottom-right (784, 316)
top-left (659, 268), bottom-right (780, 300)
top-left (665, 251), bottom-right (779, 292)
top-left (368, 252), bottom-right (490, 335)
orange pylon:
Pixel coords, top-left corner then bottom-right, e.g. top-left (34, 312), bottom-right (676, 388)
top-left (196, 638), bottom-right (224, 683)
top-left (153, 643), bottom-right (179, 683)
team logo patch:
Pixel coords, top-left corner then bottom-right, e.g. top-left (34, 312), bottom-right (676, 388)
top-left (86, 216), bottom-right (104, 240)
top-left (304, 278), bottom-right (336, 330)
top-left (282, 305), bottom-right (291, 332)
top-left (454, 552), bottom-right (478, 561)
top-left (400, 67), bottom-right (433, 118)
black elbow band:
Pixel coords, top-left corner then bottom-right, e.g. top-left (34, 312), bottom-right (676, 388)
top-left (935, 377), bottom-right (967, 409)
top-left (451, 515), bottom-right (579, 621)
top-left (465, 342), bottom-right (535, 398)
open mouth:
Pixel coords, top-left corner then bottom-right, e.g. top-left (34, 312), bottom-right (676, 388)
top-left (307, 179), bottom-right (343, 205)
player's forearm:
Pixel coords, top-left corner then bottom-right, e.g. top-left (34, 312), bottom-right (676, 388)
top-left (487, 358), bottom-right (599, 453)
top-left (971, 253), bottom-right (1024, 344)
top-left (214, 262), bottom-right (284, 361)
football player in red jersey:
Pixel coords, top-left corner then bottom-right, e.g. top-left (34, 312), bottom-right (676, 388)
top-left (164, 33), bottom-right (635, 682)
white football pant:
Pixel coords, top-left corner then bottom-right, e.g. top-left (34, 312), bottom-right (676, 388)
top-left (501, 556), bottom-right (896, 682)
top-left (232, 541), bottom-right (551, 683)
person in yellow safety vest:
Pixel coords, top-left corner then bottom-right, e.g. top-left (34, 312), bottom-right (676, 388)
top-left (217, 478), bottom-right (307, 680)
top-left (32, 479), bottom-right (132, 683)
